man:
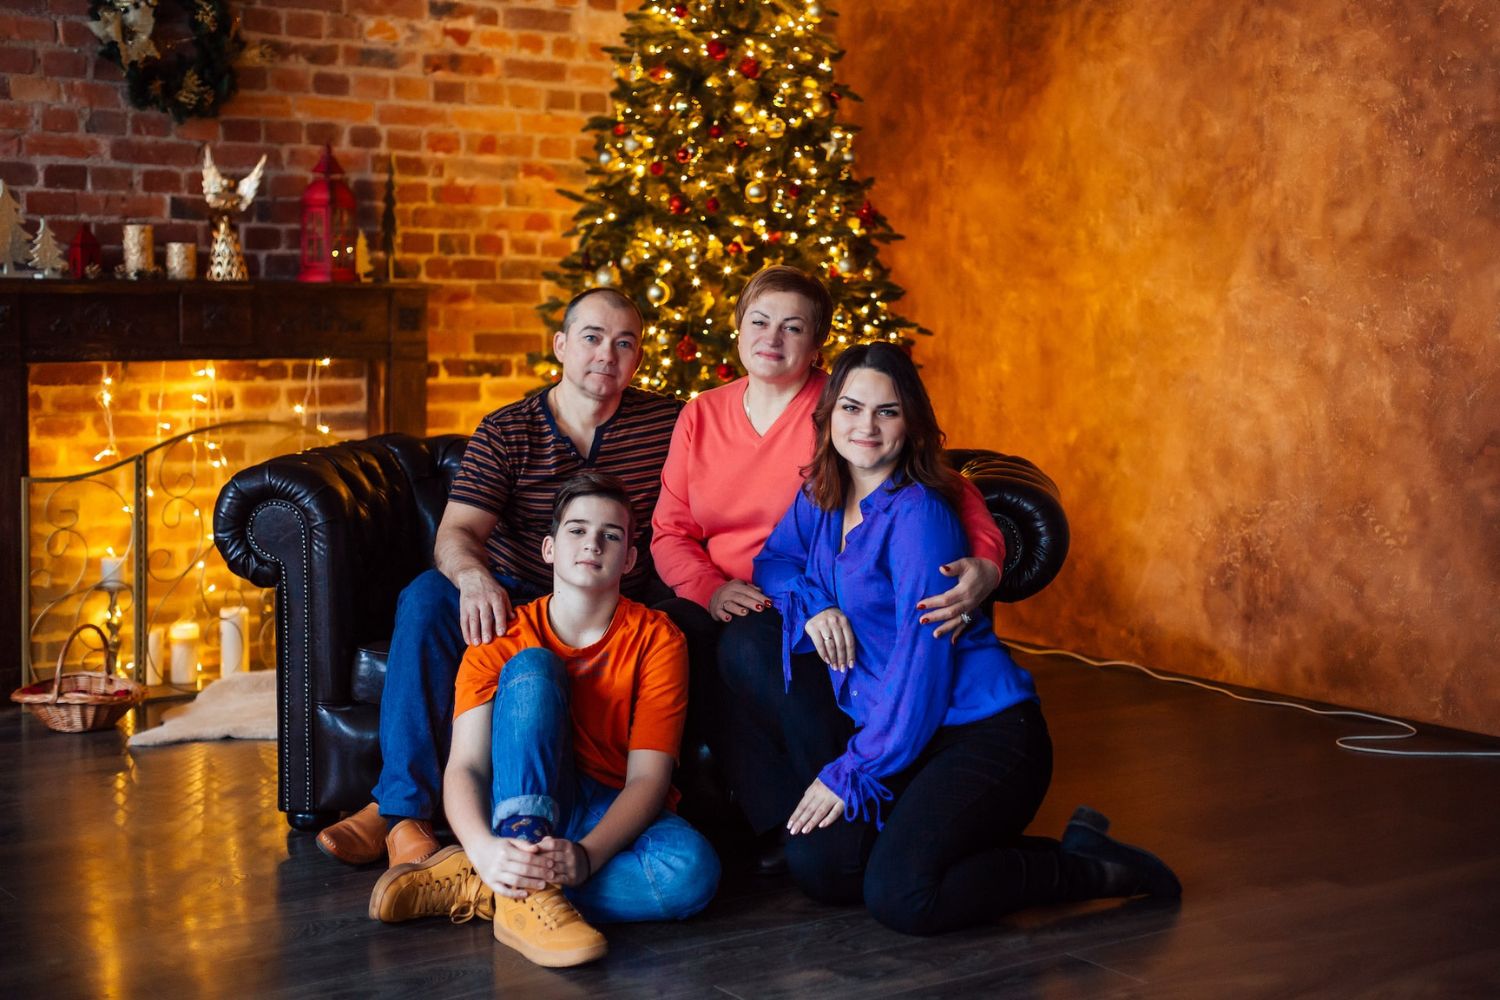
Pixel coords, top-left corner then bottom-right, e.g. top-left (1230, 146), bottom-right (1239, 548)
top-left (367, 472), bottom-right (719, 968)
top-left (316, 287), bottom-right (682, 866)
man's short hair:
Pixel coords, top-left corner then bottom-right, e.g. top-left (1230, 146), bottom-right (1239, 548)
top-left (549, 470), bottom-right (636, 542)
top-left (560, 287), bottom-right (644, 337)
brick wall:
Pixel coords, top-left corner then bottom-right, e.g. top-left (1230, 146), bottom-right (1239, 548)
top-left (2, 0), bottom-right (629, 434)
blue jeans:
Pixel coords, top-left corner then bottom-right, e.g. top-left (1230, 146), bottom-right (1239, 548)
top-left (488, 648), bottom-right (720, 924)
top-left (372, 568), bottom-right (544, 822)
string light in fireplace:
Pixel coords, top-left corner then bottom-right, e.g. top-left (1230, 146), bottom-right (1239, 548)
top-left (93, 363), bottom-right (120, 463)
top-left (295, 357), bottom-right (333, 435)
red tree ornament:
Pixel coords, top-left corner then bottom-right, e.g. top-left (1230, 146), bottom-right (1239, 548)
top-left (672, 4), bottom-right (688, 18)
top-left (787, 183), bottom-right (801, 198)
top-left (738, 57), bottom-right (760, 79)
top-left (708, 124), bottom-right (723, 138)
top-left (706, 38), bottom-right (728, 60)
top-left (725, 240), bottom-right (743, 255)
top-left (675, 146), bottom-right (693, 163)
top-left (612, 123), bottom-right (627, 136)
top-left (649, 64), bottom-right (668, 82)
top-left (649, 161), bottom-right (666, 176)
top-left (715, 362), bottom-right (735, 381)
top-left (704, 197), bottom-right (720, 213)
top-left (857, 199), bottom-right (877, 224)
top-left (668, 194), bottom-right (687, 214)
top-left (66, 223), bottom-right (102, 278)
top-left (676, 334), bottom-right (698, 362)
top-left (299, 145), bottom-right (358, 283)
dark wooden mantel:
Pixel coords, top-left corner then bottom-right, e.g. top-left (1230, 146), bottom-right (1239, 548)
top-left (0, 278), bottom-right (430, 693)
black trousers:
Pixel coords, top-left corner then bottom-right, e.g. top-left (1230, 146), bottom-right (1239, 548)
top-left (709, 608), bottom-right (855, 834)
top-left (713, 609), bottom-right (1114, 935)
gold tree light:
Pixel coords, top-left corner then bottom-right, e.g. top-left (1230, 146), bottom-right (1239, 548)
top-left (538, 0), bottom-right (928, 399)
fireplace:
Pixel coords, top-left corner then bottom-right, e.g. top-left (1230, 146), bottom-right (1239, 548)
top-left (2, 279), bottom-right (429, 694)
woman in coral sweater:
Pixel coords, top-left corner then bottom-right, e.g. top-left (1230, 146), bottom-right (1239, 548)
top-left (650, 265), bottom-right (1004, 864)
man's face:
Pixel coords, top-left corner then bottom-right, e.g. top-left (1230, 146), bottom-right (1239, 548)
top-left (553, 296), bottom-right (644, 402)
top-left (542, 494), bottom-right (637, 593)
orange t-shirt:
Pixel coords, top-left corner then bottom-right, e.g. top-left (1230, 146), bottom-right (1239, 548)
top-left (454, 596), bottom-right (688, 806)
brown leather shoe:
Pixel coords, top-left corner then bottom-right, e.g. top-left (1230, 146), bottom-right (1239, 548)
top-left (315, 803), bottom-right (388, 865)
top-left (385, 818), bottom-right (440, 867)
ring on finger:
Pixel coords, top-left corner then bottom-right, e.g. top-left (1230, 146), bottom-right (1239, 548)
top-left (960, 612), bottom-right (974, 625)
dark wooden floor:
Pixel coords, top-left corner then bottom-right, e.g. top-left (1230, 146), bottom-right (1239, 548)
top-left (4, 653), bottom-right (1499, 999)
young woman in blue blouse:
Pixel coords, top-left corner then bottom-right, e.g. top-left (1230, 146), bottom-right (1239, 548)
top-left (752, 343), bottom-right (1180, 935)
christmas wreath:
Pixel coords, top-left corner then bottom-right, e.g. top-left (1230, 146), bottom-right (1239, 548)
top-left (88, 0), bottom-right (245, 122)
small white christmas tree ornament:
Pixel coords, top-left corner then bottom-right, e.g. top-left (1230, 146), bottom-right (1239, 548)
top-left (354, 230), bottom-right (373, 282)
top-left (29, 218), bottom-right (64, 278)
top-left (0, 180), bottom-right (27, 275)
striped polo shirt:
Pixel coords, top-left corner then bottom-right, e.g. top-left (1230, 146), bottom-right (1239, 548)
top-left (448, 385), bottom-right (683, 599)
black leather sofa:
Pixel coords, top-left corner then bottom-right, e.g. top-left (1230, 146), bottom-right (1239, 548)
top-left (214, 434), bottom-right (1069, 831)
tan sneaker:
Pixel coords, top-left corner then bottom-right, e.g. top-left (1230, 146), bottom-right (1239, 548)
top-left (368, 845), bottom-right (495, 924)
top-left (492, 885), bottom-right (608, 968)
top-left (385, 818), bottom-right (440, 867)
top-left (316, 803), bottom-right (388, 865)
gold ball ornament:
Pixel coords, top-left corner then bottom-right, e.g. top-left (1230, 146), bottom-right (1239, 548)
top-left (766, 117), bottom-right (787, 138)
top-left (594, 266), bottom-right (615, 286)
top-left (598, 151), bottom-right (613, 165)
top-left (807, 96), bottom-right (828, 117)
top-left (806, 2), bottom-right (823, 20)
top-left (801, 76), bottom-right (820, 92)
top-left (623, 137), bottom-right (641, 153)
top-left (745, 181), bottom-right (768, 203)
top-left (646, 279), bottom-right (673, 305)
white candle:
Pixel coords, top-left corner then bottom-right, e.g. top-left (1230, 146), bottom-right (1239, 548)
top-left (169, 621), bottom-right (200, 686)
top-left (219, 607), bottom-right (247, 676)
top-left (146, 627), bottom-right (165, 685)
top-left (100, 555), bottom-right (125, 591)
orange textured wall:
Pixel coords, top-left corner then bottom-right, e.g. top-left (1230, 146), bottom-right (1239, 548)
top-left (836, 0), bottom-right (1500, 735)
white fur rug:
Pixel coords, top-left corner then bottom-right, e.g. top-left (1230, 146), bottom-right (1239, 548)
top-left (129, 670), bottom-right (277, 747)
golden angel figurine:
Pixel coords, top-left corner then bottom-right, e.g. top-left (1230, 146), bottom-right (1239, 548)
top-left (202, 148), bottom-right (267, 282)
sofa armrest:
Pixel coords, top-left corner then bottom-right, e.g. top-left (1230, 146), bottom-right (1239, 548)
top-left (949, 449), bottom-right (1070, 604)
top-left (213, 434), bottom-right (442, 817)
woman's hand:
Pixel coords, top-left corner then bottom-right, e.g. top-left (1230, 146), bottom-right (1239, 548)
top-left (536, 837), bottom-right (593, 888)
top-left (469, 835), bottom-right (556, 899)
top-left (805, 607), bottom-right (856, 671)
top-left (787, 778), bottom-right (845, 835)
top-left (709, 579), bottom-right (771, 622)
top-left (917, 557), bottom-right (999, 641)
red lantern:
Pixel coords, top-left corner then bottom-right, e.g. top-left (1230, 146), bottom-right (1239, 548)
top-left (298, 145), bottom-right (357, 283)
top-left (67, 223), bottom-right (101, 278)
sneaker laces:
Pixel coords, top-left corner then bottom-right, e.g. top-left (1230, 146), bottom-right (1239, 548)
top-left (528, 886), bottom-right (584, 929)
top-left (448, 872), bottom-right (495, 924)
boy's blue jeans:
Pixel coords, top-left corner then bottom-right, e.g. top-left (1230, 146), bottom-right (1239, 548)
top-left (373, 569), bottom-right (543, 822)
top-left (487, 648), bottom-right (720, 924)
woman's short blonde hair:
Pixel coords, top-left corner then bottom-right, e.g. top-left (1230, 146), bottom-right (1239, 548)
top-left (733, 265), bottom-right (834, 346)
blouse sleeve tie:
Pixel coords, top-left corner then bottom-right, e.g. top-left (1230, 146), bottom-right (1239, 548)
top-left (818, 755), bottom-right (896, 831)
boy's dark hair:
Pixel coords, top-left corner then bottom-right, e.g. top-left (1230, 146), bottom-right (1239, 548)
top-left (549, 471), bottom-right (636, 541)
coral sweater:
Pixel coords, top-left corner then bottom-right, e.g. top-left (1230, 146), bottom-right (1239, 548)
top-left (651, 370), bottom-right (1005, 609)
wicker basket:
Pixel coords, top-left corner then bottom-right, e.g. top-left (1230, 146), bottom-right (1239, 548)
top-left (10, 624), bottom-right (147, 733)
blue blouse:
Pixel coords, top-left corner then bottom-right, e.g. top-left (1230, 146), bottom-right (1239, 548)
top-left (752, 477), bottom-right (1038, 827)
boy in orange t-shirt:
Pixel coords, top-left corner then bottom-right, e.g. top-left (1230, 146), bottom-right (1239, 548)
top-left (368, 472), bottom-right (720, 968)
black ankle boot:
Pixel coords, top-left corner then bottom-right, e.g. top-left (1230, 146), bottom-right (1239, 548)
top-left (753, 829), bottom-right (788, 876)
top-left (1061, 806), bottom-right (1182, 899)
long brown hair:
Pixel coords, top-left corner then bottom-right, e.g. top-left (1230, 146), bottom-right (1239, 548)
top-left (803, 343), bottom-right (964, 511)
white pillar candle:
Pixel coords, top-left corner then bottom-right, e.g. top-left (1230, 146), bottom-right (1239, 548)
top-left (100, 555), bottom-right (125, 591)
top-left (219, 607), bottom-right (247, 676)
top-left (146, 627), bottom-right (165, 686)
top-left (169, 621), bottom-right (200, 686)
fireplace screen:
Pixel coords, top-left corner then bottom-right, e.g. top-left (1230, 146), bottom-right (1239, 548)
top-left (23, 421), bottom-right (336, 694)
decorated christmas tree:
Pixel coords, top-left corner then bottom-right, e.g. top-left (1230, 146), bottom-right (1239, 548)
top-left (539, 0), bottom-right (926, 398)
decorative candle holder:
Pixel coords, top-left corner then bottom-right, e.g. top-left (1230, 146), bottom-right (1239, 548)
top-left (166, 242), bottom-right (197, 281)
top-left (122, 224), bottom-right (154, 277)
top-left (219, 606), bottom-right (248, 676)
